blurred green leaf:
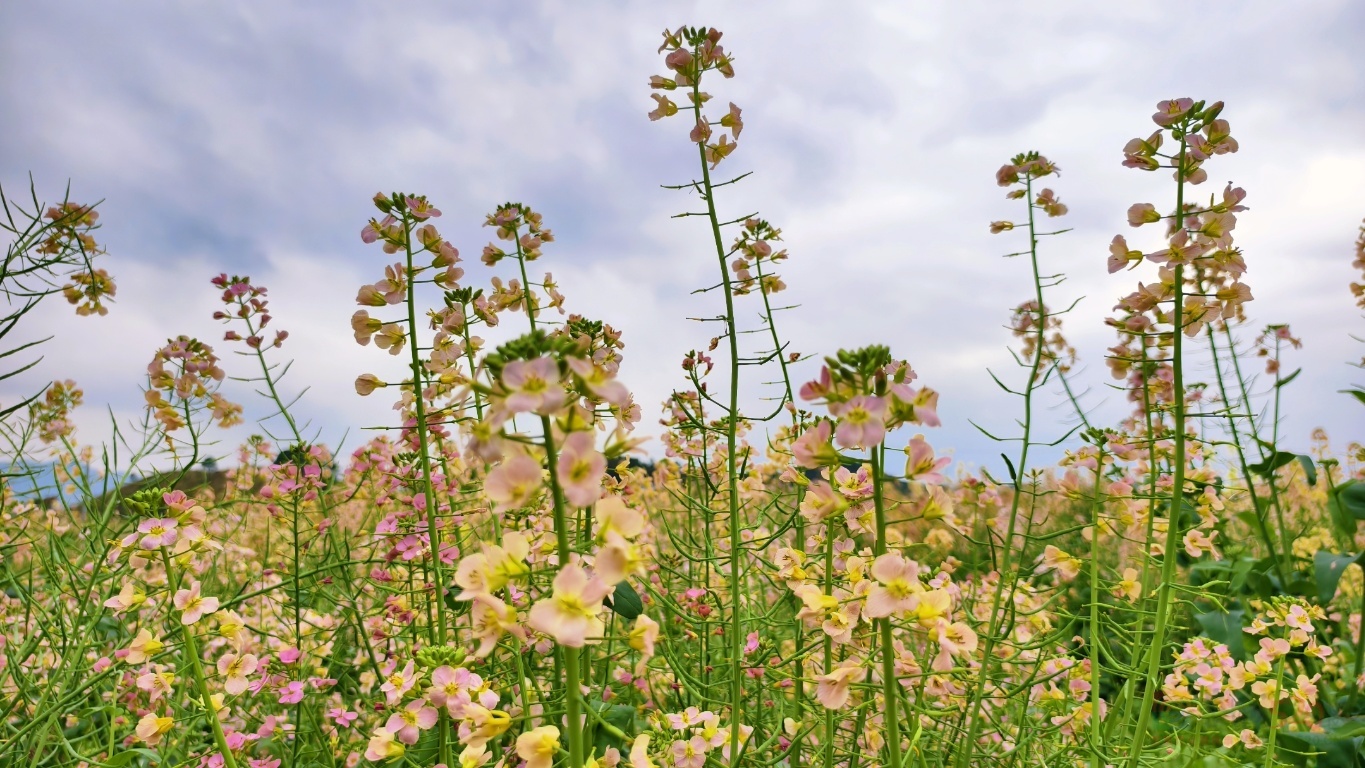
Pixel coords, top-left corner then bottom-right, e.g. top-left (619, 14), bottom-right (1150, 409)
top-left (1248, 442), bottom-right (1298, 478)
top-left (1341, 481), bottom-right (1365, 520)
top-left (1194, 607), bottom-right (1245, 660)
top-left (104, 750), bottom-right (161, 767)
top-left (607, 580), bottom-right (643, 620)
top-left (1299, 454), bottom-right (1318, 486)
top-left (1276, 728), bottom-right (1365, 767)
top-left (1275, 367), bottom-right (1302, 388)
top-left (1341, 388), bottom-right (1365, 406)
top-left (1315, 551), bottom-right (1364, 605)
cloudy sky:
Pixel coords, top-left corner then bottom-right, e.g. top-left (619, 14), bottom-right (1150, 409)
top-left (3, 1), bottom-right (1363, 474)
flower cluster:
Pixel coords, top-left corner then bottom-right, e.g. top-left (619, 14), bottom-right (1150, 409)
top-left (652, 26), bottom-right (741, 169)
top-left (144, 336), bottom-right (241, 433)
top-left (212, 274), bottom-right (288, 350)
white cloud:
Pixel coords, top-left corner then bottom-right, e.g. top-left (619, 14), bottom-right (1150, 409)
top-left (2, 0), bottom-right (1362, 472)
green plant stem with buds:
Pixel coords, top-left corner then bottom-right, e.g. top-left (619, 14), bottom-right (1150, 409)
top-left (401, 210), bottom-right (452, 766)
top-left (691, 69), bottom-right (748, 764)
top-left (957, 171), bottom-right (1048, 768)
top-left (1125, 131), bottom-right (1190, 768)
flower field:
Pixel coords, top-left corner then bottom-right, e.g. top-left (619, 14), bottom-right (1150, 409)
top-left (5, 22), bottom-right (1365, 768)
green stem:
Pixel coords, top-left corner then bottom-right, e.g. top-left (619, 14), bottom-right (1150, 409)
top-left (162, 552), bottom-right (239, 768)
top-left (1125, 131), bottom-right (1189, 768)
top-left (957, 172), bottom-right (1047, 768)
top-left (1087, 453), bottom-right (1106, 768)
top-left (691, 70), bottom-right (747, 763)
top-left (542, 415), bottom-right (585, 768)
top-left (871, 446), bottom-right (902, 768)
top-left (1264, 656), bottom-right (1287, 767)
top-left (401, 210), bottom-right (451, 765)
top-left (1205, 326), bottom-right (1284, 582)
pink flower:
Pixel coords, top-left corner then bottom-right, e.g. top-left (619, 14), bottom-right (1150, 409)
top-left (124, 629), bottom-right (164, 664)
top-left (888, 384), bottom-right (941, 428)
top-left (814, 661), bottom-right (864, 709)
top-left (791, 420), bottom-right (838, 468)
top-left (799, 367), bottom-right (832, 402)
top-left (903, 434), bottom-right (949, 484)
top-left (137, 518), bottom-right (179, 550)
top-left (364, 728), bottom-right (405, 762)
top-left (351, 310), bottom-right (382, 345)
top-left (1218, 183), bottom-right (1249, 213)
top-left (428, 665), bottom-right (480, 715)
top-left (1037, 545), bottom-right (1082, 581)
top-left (385, 699), bottom-right (438, 745)
top-left (665, 48), bottom-right (692, 73)
top-left (1153, 98), bottom-right (1195, 127)
top-left (327, 708), bottom-right (359, 728)
top-left (380, 661), bottom-right (420, 705)
top-left (217, 652), bottom-right (259, 695)
top-left (567, 358), bottom-right (630, 408)
top-left (798, 480), bottom-right (849, 525)
top-left (135, 713), bottom-right (175, 746)
top-left (104, 583), bottom-right (146, 615)
top-left (648, 94), bottom-right (678, 121)
top-left (484, 452), bottom-right (544, 513)
top-left (516, 726), bottom-right (561, 768)
top-left (173, 580), bottom-right (220, 625)
top-left (405, 196), bottom-right (441, 219)
top-left (498, 356), bottom-right (565, 416)
top-left (528, 563), bottom-right (611, 647)
top-left (865, 553), bottom-right (922, 619)
top-left (277, 680), bottom-right (306, 704)
top-left (669, 736), bottom-right (709, 768)
top-left (831, 395), bottom-right (887, 449)
top-left (556, 431), bottom-right (605, 508)
top-left (1127, 203), bottom-right (1161, 227)
top-left (360, 215), bottom-right (397, 244)
top-left (831, 464), bottom-right (872, 500)
top-left (1107, 235), bottom-right (1144, 274)
top-left (629, 614), bottom-right (660, 669)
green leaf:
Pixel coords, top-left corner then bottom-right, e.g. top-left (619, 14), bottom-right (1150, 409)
top-left (1276, 367), bottom-right (1303, 387)
top-left (1315, 551), bottom-right (1364, 605)
top-left (104, 750), bottom-right (161, 767)
top-left (1246, 555), bottom-right (1283, 599)
top-left (1229, 557), bottom-right (1257, 593)
top-left (1341, 388), bottom-right (1365, 406)
top-left (606, 580), bottom-right (644, 620)
top-left (1248, 444), bottom-right (1298, 478)
top-left (1193, 607), bottom-right (1246, 660)
top-left (1321, 717), bottom-right (1365, 739)
top-left (1341, 481), bottom-right (1365, 520)
top-left (1298, 454), bottom-right (1318, 486)
top-left (1182, 756), bottom-right (1243, 768)
top-left (443, 586), bottom-right (472, 617)
top-left (1276, 729), bottom-right (1365, 768)
top-left (603, 703), bottom-right (636, 732)
top-left (586, 701), bottom-right (637, 756)
top-left (1331, 484), bottom-right (1360, 538)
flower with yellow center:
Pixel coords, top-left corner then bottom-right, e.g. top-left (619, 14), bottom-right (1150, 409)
top-left (528, 563), bottom-right (611, 647)
top-left (516, 725), bottom-right (560, 768)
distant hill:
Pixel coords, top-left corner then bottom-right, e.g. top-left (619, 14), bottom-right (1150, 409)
top-left (1, 461), bottom-right (230, 509)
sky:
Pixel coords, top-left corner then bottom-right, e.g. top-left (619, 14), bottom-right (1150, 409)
top-left (2, 1), bottom-right (1364, 475)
